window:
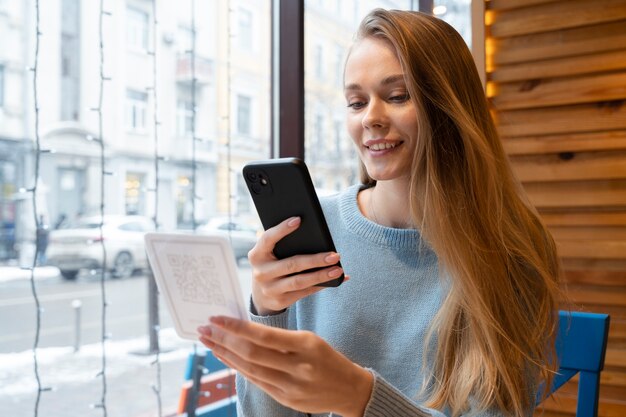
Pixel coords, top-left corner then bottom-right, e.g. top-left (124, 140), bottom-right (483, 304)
top-left (177, 99), bottom-right (193, 137)
top-left (126, 6), bottom-right (149, 51)
top-left (60, 0), bottom-right (80, 121)
top-left (124, 172), bottom-right (145, 215)
top-left (236, 94), bottom-right (251, 136)
top-left (0, 65), bottom-right (4, 108)
top-left (125, 89), bottom-right (148, 131)
top-left (434, 0), bottom-right (472, 47)
top-left (177, 25), bottom-right (193, 54)
top-left (303, 0), bottom-right (416, 192)
top-left (238, 8), bottom-right (253, 50)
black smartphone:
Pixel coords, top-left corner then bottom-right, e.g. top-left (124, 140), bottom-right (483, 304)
top-left (242, 157), bottom-right (344, 287)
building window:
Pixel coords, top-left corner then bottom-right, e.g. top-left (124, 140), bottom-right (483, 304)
top-left (236, 94), bottom-right (251, 136)
top-left (176, 175), bottom-right (192, 228)
top-left (238, 8), bottom-right (253, 50)
top-left (0, 65), bottom-right (4, 108)
top-left (177, 25), bottom-right (193, 54)
top-left (125, 172), bottom-right (145, 215)
top-left (61, 0), bottom-right (80, 121)
top-left (125, 89), bottom-right (148, 131)
top-left (126, 6), bottom-right (149, 51)
top-left (177, 99), bottom-right (193, 137)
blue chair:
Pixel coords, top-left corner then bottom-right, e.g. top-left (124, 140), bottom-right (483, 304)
top-left (179, 350), bottom-right (237, 417)
top-left (537, 311), bottom-right (610, 417)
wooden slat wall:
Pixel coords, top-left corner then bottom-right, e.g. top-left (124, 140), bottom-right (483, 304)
top-left (480, 0), bottom-right (626, 415)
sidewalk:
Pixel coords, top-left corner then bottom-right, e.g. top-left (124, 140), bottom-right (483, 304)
top-left (0, 328), bottom-right (204, 417)
top-left (0, 265), bottom-right (60, 283)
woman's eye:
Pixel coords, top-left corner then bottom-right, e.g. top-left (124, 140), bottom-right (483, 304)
top-left (347, 101), bottom-right (366, 110)
top-left (390, 93), bottom-right (409, 103)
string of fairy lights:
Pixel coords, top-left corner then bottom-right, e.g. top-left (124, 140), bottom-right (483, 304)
top-left (25, 0), bottom-right (48, 415)
top-left (190, 0), bottom-right (199, 232)
top-left (91, 0), bottom-right (112, 414)
top-left (148, 0), bottom-right (163, 414)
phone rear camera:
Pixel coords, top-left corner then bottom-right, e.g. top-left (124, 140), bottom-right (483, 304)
top-left (246, 172), bottom-right (258, 182)
top-left (251, 183), bottom-right (262, 194)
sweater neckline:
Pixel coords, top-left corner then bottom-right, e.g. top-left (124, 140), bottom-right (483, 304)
top-left (338, 184), bottom-right (424, 250)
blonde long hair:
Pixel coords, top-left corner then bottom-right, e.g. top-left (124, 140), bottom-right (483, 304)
top-left (355, 10), bottom-right (562, 416)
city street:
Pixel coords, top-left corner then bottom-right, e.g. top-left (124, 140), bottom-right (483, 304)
top-left (0, 265), bottom-right (253, 353)
top-left (0, 265), bottom-right (253, 416)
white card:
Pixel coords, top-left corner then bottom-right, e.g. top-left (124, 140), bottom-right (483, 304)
top-left (144, 232), bottom-right (249, 340)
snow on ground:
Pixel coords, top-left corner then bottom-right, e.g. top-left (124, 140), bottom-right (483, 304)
top-left (0, 266), bottom-right (61, 283)
top-left (0, 328), bottom-right (198, 396)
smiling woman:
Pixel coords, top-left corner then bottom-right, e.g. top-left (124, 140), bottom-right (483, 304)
top-left (198, 8), bottom-right (563, 417)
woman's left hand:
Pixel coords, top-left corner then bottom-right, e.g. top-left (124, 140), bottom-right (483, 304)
top-left (198, 316), bottom-right (373, 417)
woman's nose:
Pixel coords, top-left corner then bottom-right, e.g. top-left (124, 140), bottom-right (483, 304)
top-left (362, 100), bottom-right (387, 129)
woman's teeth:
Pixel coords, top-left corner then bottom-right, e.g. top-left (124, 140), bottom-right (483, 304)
top-left (369, 142), bottom-right (399, 151)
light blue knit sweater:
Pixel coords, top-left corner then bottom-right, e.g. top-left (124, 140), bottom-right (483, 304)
top-left (236, 184), bottom-right (505, 417)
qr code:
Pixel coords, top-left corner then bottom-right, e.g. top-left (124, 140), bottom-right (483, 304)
top-left (167, 254), bottom-right (226, 306)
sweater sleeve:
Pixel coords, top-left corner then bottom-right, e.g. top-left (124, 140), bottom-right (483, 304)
top-left (362, 370), bottom-right (512, 417)
top-left (236, 306), bottom-right (307, 417)
top-left (362, 370), bottom-right (440, 417)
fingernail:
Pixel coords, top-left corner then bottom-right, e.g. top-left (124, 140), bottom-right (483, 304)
top-left (210, 316), bottom-right (226, 326)
top-left (328, 267), bottom-right (342, 278)
top-left (197, 326), bottom-right (212, 337)
top-left (324, 253), bottom-right (340, 264)
top-left (287, 217), bottom-right (301, 227)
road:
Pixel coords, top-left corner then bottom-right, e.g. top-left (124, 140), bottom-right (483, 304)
top-left (0, 265), bottom-right (253, 353)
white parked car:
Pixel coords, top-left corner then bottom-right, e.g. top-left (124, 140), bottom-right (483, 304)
top-left (47, 215), bottom-right (155, 280)
top-left (197, 217), bottom-right (260, 263)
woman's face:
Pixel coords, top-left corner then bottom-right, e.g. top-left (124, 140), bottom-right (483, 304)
top-left (344, 36), bottom-right (418, 183)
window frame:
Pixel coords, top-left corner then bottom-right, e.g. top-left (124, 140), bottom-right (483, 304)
top-left (125, 89), bottom-right (149, 133)
top-left (126, 5), bottom-right (150, 52)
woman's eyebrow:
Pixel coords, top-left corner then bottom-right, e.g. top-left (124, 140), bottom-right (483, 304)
top-left (344, 74), bottom-right (406, 92)
top-left (381, 74), bottom-right (405, 85)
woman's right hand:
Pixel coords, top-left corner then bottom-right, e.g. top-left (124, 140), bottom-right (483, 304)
top-left (248, 216), bottom-right (345, 316)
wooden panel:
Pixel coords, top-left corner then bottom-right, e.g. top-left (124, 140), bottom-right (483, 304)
top-left (488, 0), bottom-right (561, 11)
top-left (483, 3), bottom-right (626, 416)
top-left (492, 20), bottom-right (626, 66)
top-left (603, 369), bottom-right (626, 387)
top-left (561, 259), bottom-right (626, 273)
top-left (496, 102), bottom-right (626, 138)
top-left (510, 151), bottom-right (626, 182)
top-left (557, 241), bottom-right (626, 259)
top-left (538, 381), bottom-right (626, 417)
top-left (491, 73), bottom-right (626, 111)
top-left (550, 226), bottom-right (626, 241)
top-left (567, 285), bottom-right (626, 306)
top-left (540, 211), bottom-right (626, 227)
top-left (502, 131), bottom-right (626, 156)
top-left (563, 270), bottom-right (626, 287)
top-left (606, 348), bottom-right (626, 368)
top-left (490, 49), bottom-right (626, 83)
top-left (525, 180), bottom-right (626, 209)
top-left (489, 0), bottom-right (626, 38)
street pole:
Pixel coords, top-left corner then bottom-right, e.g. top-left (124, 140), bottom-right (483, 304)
top-left (148, 266), bottom-right (160, 353)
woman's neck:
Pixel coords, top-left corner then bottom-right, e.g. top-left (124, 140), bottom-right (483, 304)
top-left (363, 179), bottom-right (415, 229)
